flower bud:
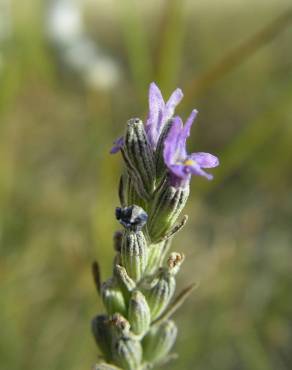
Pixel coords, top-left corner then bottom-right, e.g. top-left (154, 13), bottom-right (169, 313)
top-left (148, 183), bottom-right (189, 243)
top-left (112, 337), bottom-right (142, 370)
top-left (101, 278), bottom-right (127, 317)
top-left (109, 313), bottom-right (131, 338)
top-left (142, 320), bottom-right (177, 363)
top-left (142, 269), bottom-right (176, 320)
top-left (122, 118), bottom-right (155, 200)
top-left (113, 264), bottom-right (136, 302)
top-left (154, 119), bottom-right (172, 181)
top-left (121, 230), bottom-right (148, 282)
top-left (91, 315), bottom-right (112, 361)
top-left (109, 314), bottom-right (142, 370)
top-left (116, 205), bottom-right (148, 232)
top-left (128, 290), bottom-right (151, 336)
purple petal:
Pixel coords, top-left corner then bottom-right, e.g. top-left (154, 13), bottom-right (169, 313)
top-left (163, 116), bottom-right (184, 166)
top-left (169, 164), bottom-right (190, 180)
top-left (146, 83), bottom-right (185, 149)
top-left (188, 162), bottom-right (214, 180)
top-left (148, 82), bottom-right (165, 120)
top-left (182, 110), bottom-right (198, 140)
top-left (190, 152), bottom-right (219, 168)
top-left (146, 82), bottom-right (165, 146)
top-left (110, 136), bottom-right (124, 154)
top-left (162, 88), bottom-right (184, 124)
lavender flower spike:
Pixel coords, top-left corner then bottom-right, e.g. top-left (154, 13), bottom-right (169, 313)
top-left (163, 110), bottom-right (219, 187)
top-left (93, 84), bottom-right (220, 369)
top-left (146, 82), bottom-right (183, 149)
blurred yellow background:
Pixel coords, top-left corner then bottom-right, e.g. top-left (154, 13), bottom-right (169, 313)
top-left (0, 1), bottom-right (292, 369)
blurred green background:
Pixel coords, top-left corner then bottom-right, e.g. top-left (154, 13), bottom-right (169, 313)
top-left (0, 0), bottom-right (292, 369)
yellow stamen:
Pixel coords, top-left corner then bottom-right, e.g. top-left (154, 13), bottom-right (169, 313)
top-left (183, 159), bottom-right (196, 166)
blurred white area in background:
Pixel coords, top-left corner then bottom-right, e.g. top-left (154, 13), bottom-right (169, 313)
top-left (0, 0), bottom-right (12, 72)
top-left (46, 0), bottom-right (121, 90)
top-left (47, 0), bottom-right (83, 44)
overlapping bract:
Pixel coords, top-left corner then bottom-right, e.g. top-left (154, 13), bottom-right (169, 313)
top-left (92, 83), bottom-right (219, 370)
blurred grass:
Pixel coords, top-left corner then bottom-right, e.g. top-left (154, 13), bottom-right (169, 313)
top-left (118, 0), bottom-right (152, 99)
top-left (155, 0), bottom-right (186, 93)
top-left (0, 1), bottom-right (292, 370)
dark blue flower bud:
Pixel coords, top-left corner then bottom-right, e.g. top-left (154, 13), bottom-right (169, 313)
top-left (116, 205), bottom-right (148, 231)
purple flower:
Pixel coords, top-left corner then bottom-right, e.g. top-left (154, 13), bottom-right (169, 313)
top-left (110, 82), bottom-right (183, 154)
top-left (110, 136), bottom-right (124, 154)
top-left (146, 82), bottom-right (183, 149)
top-left (163, 110), bottom-right (219, 187)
